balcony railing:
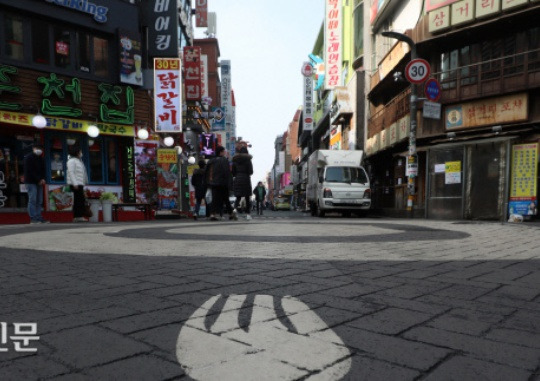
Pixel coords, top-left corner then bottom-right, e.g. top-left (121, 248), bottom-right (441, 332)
top-left (434, 48), bottom-right (540, 103)
top-left (368, 49), bottom-right (540, 136)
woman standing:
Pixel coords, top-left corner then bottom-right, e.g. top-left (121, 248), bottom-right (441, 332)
top-left (232, 146), bottom-right (253, 220)
top-left (66, 146), bottom-right (88, 222)
top-left (191, 159), bottom-right (208, 220)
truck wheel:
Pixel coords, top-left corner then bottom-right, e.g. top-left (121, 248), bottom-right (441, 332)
top-left (317, 204), bottom-right (326, 218)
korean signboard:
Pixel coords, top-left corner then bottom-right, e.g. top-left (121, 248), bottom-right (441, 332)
top-left (445, 93), bottom-right (528, 130)
top-left (201, 55), bottom-right (209, 99)
top-left (195, 0), bottom-right (208, 27)
top-left (325, 0), bottom-right (342, 89)
top-left (509, 143), bottom-right (538, 216)
top-left (119, 29), bottom-right (143, 86)
top-left (428, 0), bottom-right (533, 33)
top-left (200, 133), bottom-right (217, 156)
top-left (157, 149), bottom-right (178, 210)
top-left (302, 62), bottom-right (314, 132)
top-left (211, 107), bottom-right (226, 131)
top-left (221, 60), bottom-right (231, 115)
top-left (154, 58), bottom-right (182, 132)
top-left (184, 47), bottom-right (202, 101)
top-left (330, 126), bottom-right (342, 150)
top-left (145, 0), bottom-right (179, 58)
top-left (122, 145), bottom-right (136, 203)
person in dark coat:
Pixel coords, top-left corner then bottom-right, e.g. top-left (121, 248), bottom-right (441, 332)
top-left (206, 146), bottom-right (236, 221)
top-left (232, 146), bottom-right (254, 220)
top-left (253, 181), bottom-right (267, 216)
top-left (23, 143), bottom-right (49, 223)
top-left (191, 159), bottom-right (208, 220)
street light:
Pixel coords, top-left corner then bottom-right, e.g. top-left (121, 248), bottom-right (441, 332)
top-left (381, 31), bottom-right (418, 215)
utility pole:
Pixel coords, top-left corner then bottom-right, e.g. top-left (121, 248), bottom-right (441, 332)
top-left (382, 31), bottom-right (418, 216)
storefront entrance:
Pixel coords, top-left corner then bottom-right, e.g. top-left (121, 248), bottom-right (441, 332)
top-left (427, 138), bottom-right (510, 221)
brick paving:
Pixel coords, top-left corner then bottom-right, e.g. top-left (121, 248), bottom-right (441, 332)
top-left (0, 215), bottom-right (538, 380)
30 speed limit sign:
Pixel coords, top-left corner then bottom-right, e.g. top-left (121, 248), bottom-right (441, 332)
top-left (405, 59), bottom-right (430, 84)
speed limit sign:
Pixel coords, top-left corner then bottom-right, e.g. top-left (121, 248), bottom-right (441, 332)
top-left (405, 59), bottom-right (430, 84)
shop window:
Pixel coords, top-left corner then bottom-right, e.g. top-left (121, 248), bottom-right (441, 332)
top-left (77, 33), bottom-right (91, 73)
top-left (107, 140), bottom-right (118, 183)
top-left (88, 138), bottom-right (104, 183)
top-left (353, 1), bottom-right (364, 60)
top-left (94, 36), bottom-right (109, 78)
top-left (4, 14), bottom-right (25, 61)
top-left (31, 19), bottom-right (49, 65)
top-left (49, 137), bottom-right (65, 183)
top-left (54, 26), bottom-right (71, 69)
top-left (528, 27), bottom-right (540, 71)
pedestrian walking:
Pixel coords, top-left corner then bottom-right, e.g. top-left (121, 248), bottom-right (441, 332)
top-left (23, 143), bottom-right (49, 223)
top-left (191, 159), bottom-right (208, 220)
top-left (232, 146), bottom-right (253, 220)
top-left (66, 146), bottom-right (88, 222)
top-left (206, 146), bottom-right (236, 221)
top-left (253, 181), bottom-right (267, 216)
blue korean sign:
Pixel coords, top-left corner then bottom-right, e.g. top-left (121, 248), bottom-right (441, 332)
top-left (211, 107), bottom-right (225, 131)
top-left (424, 78), bottom-right (441, 101)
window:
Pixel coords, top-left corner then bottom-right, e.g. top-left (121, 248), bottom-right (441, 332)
top-left (324, 167), bottom-right (368, 184)
top-left (528, 27), bottom-right (540, 71)
top-left (93, 37), bottom-right (109, 77)
top-left (49, 137), bottom-right (65, 183)
top-left (481, 39), bottom-right (502, 80)
top-left (31, 19), bottom-right (49, 65)
top-left (88, 138), bottom-right (104, 183)
top-left (77, 33), bottom-right (91, 73)
top-left (54, 26), bottom-right (71, 69)
top-left (353, 1), bottom-right (364, 60)
top-left (46, 134), bottom-right (119, 185)
top-left (4, 14), bottom-right (24, 61)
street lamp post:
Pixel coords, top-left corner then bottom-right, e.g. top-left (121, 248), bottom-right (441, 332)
top-left (381, 31), bottom-right (418, 216)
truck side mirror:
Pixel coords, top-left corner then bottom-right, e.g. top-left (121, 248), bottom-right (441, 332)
top-left (319, 176), bottom-right (324, 183)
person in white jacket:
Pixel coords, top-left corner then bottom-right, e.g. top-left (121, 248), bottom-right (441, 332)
top-left (66, 146), bottom-right (88, 222)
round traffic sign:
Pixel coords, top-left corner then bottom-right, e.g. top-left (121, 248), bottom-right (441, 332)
top-left (301, 62), bottom-right (314, 77)
top-left (405, 59), bottom-right (430, 84)
top-left (424, 78), bottom-right (441, 101)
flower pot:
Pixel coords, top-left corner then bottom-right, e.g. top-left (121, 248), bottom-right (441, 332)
top-left (101, 200), bottom-right (114, 222)
top-left (88, 199), bottom-right (101, 223)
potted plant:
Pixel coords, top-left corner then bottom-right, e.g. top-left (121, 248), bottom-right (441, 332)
top-left (99, 192), bottom-right (118, 222)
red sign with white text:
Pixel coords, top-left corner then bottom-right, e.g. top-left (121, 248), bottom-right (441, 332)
top-left (183, 46), bottom-right (202, 101)
top-left (196, 0), bottom-right (208, 27)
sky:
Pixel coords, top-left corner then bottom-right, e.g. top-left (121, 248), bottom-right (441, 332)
top-left (194, 0), bottom-right (325, 186)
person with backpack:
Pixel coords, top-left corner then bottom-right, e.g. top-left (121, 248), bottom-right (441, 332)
top-left (191, 159), bottom-right (208, 220)
top-left (253, 181), bottom-right (267, 216)
top-left (232, 146), bottom-right (254, 220)
top-left (206, 146), bottom-right (236, 221)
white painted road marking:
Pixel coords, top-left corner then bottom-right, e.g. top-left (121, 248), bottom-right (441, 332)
top-left (176, 295), bottom-right (352, 380)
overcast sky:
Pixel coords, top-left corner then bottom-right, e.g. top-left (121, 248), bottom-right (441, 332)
top-left (194, 0), bottom-right (325, 186)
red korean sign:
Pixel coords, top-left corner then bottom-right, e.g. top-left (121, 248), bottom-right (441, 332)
top-left (324, 0), bottom-right (342, 89)
top-left (154, 58), bottom-right (182, 132)
top-left (195, 0), bottom-right (208, 27)
top-left (183, 46), bottom-right (202, 101)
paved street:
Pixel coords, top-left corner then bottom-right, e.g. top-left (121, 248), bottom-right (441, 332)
top-left (0, 213), bottom-right (539, 380)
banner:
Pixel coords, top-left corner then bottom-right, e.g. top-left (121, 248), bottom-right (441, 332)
top-left (157, 149), bottom-right (178, 210)
top-left (201, 55), bottom-right (209, 99)
top-left (135, 141), bottom-right (158, 204)
top-left (119, 29), bottom-right (143, 86)
top-left (154, 58), bottom-right (182, 132)
top-left (509, 143), bottom-right (538, 216)
top-left (184, 46), bottom-right (202, 101)
top-left (325, 0), bottom-right (342, 89)
top-left (195, 0), bottom-right (208, 27)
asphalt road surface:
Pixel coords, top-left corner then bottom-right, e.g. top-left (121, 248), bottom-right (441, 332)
top-left (0, 212), bottom-right (539, 380)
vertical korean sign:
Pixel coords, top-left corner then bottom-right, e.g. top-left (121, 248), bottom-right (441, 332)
top-left (325, 0), bottom-right (342, 89)
top-left (195, 0), bottom-right (208, 27)
top-left (509, 143), bottom-right (538, 216)
top-left (157, 149), bottom-right (179, 210)
top-left (154, 58), bottom-right (182, 132)
top-left (144, 0), bottom-right (179, 58)
top-left (184, 46), bottom-right (202, 101)
top-left (301, 62), bottom-right (314, 132)
top-left (201, 55), bottom-right (209, 99)
top-left (122, 144), bottom-right (136, 203)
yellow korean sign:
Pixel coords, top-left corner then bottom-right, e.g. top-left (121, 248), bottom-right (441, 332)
top-left (445, 161), bottom-right (461, 173)
top-left (157, 149), bottom-right (177, 164)
top-left (510, 143), bottom-right (538, 198)
top-left (0, 111), bottom-right (135, 137)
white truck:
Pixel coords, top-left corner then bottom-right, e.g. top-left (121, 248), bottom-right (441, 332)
top-left (306, 150), bottom-right (371, 217)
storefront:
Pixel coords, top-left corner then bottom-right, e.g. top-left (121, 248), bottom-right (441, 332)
top-left (0, 0), bottom-right (152, 222)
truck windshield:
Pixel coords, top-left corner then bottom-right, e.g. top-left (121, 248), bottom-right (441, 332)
top-left (325, 167), bottom-right (368, 184)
